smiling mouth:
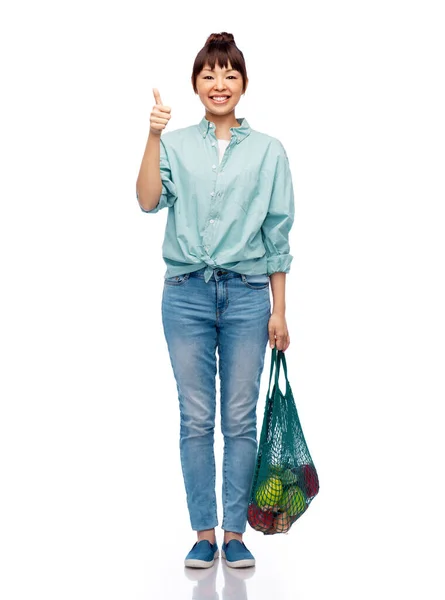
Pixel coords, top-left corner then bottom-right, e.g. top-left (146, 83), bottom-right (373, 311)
top-left (210, 96), bottom-right (230, 104)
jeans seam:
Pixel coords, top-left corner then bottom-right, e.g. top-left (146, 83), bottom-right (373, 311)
top-left (223, 438), bottom-right (227, 529)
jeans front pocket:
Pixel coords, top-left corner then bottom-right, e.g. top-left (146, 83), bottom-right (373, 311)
top-left (164, 272), bottom-right (191, 286)
top-left (240, 273), bottom-right (270, 290)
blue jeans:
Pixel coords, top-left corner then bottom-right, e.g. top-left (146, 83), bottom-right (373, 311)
top-left (161, 266), bottom-right (271, 533)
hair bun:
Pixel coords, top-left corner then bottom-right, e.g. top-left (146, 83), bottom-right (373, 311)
top-left (205, 32), bottom-right (235, 46)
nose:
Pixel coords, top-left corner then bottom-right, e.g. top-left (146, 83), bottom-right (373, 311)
top-left (214, 78), bottom-right (227, 91)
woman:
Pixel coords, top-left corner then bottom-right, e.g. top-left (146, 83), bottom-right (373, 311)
top-left (136, 32), bottom-right (295, 569)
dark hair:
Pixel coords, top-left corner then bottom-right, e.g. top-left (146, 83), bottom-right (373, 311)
top-left (191, 32), bottom-right (248, 94)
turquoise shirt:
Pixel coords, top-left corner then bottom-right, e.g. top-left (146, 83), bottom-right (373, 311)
top-left (137, 116), bottom-right (295, 283)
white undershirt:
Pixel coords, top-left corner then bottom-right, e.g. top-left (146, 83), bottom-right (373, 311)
top-left (217, 138), bottom-right (230, 163)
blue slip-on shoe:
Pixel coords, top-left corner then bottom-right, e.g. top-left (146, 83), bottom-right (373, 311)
top-left (221, 540), bottom-right (255, 568)
top-left (184, 540), bottom-right (219, 568)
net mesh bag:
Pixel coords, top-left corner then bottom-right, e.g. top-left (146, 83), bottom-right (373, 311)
top-left (247, 347), bottom-right (319, 535)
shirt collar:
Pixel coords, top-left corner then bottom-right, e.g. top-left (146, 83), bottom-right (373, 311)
top-left (198, 115), bottom-right (251, 144)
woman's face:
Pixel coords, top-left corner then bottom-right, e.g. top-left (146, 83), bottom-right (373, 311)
top-left (196, 61), bottom-right (246, 116)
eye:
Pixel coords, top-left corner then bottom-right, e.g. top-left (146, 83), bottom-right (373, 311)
top-left (203, 75), bottom-right (237, 79)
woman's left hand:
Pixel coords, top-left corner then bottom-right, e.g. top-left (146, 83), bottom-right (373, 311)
top-left (268, 312), bottom-right (290, 351)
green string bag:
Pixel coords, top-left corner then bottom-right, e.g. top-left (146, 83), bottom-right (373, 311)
top-left (247, 347), bottom-right (319, 535)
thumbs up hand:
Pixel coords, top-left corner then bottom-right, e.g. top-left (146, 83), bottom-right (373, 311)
top-left (150, 88), bottom-right (172, 136)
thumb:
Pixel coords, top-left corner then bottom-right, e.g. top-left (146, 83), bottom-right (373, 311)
top-left (153, 87), bottom-right (163, 106)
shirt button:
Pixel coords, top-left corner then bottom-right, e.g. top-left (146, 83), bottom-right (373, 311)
top-left (209, 219), bottom-right (215, 224)
top-left (212, 164), bottom-right (216, 169)
top-left (210, 192), bottom-right (215, 196)
top-left (211, 142), bottom-right (216, 146)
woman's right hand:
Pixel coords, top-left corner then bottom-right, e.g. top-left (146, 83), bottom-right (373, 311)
top-left (150, 88), bottom-right (171, 136)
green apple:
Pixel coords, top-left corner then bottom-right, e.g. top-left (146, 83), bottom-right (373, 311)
top-left (279, 485), bottom-right (306, 516)
top-left (255, 476), bottom-right (283, 507)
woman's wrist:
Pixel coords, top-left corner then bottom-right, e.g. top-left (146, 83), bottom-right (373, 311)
top-left (269, 272), bottom-right (286, 317)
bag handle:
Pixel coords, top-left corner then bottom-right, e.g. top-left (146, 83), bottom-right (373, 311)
top-left (267, 347), bottom-right (290, 398)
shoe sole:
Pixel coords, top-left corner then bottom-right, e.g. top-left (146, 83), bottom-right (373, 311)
top-left (221, 548), bottom-right (255, 568)
top-left (184, 550), bottom-right (219, 568)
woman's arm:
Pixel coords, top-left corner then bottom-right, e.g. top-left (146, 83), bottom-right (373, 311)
top-left (268, 272), bottom-right (290, 351)
top-left (260, 142), bottom-right (295, 277)
top-left (136, 132), bottom-right (163, 211)
top-left (270, 272), bottom-right (286, 315)
top-left (262, 141), bottom-right (294, 352)
top-left (136, 89), bottom-right (175, 212)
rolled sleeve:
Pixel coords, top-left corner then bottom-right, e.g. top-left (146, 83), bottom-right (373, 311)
top-left (261, 141), bottom-right (295, 275)
top-left (138, 137), bottom-right (178, 213)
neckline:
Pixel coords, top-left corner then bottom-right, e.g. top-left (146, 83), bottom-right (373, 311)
top-left (198, 116), bottom-right (251, 144)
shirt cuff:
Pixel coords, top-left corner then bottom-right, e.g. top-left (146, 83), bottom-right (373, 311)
top-left (138, 194), bottom-right (163, 213)
top-left (266, 253), bottom-right (293, 275)
top-left (137, 189), bottom-right (173, 213)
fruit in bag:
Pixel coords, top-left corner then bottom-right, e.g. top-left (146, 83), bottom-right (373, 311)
top-left (300, 464), bottom-right (319, 498)
top-left (255, 476), bottom-right (283, 508)
top-left (279, 485), bottom-right (307, 516)
top-left (247, 504), bottom-right (274, 532)
top-left (274, 511), bottom-right (291, 533)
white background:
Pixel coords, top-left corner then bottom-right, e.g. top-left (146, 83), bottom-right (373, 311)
top-left (1, 1), bottom-right (444, 599)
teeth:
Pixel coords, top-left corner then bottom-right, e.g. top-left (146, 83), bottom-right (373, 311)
top-left (212, 96), bottom-right (229, 101)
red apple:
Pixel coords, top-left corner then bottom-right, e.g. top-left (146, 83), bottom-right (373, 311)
top-left (247, 503), bottom-right (274, 532)
top-left (301, 464), bottom-right (319, 498)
